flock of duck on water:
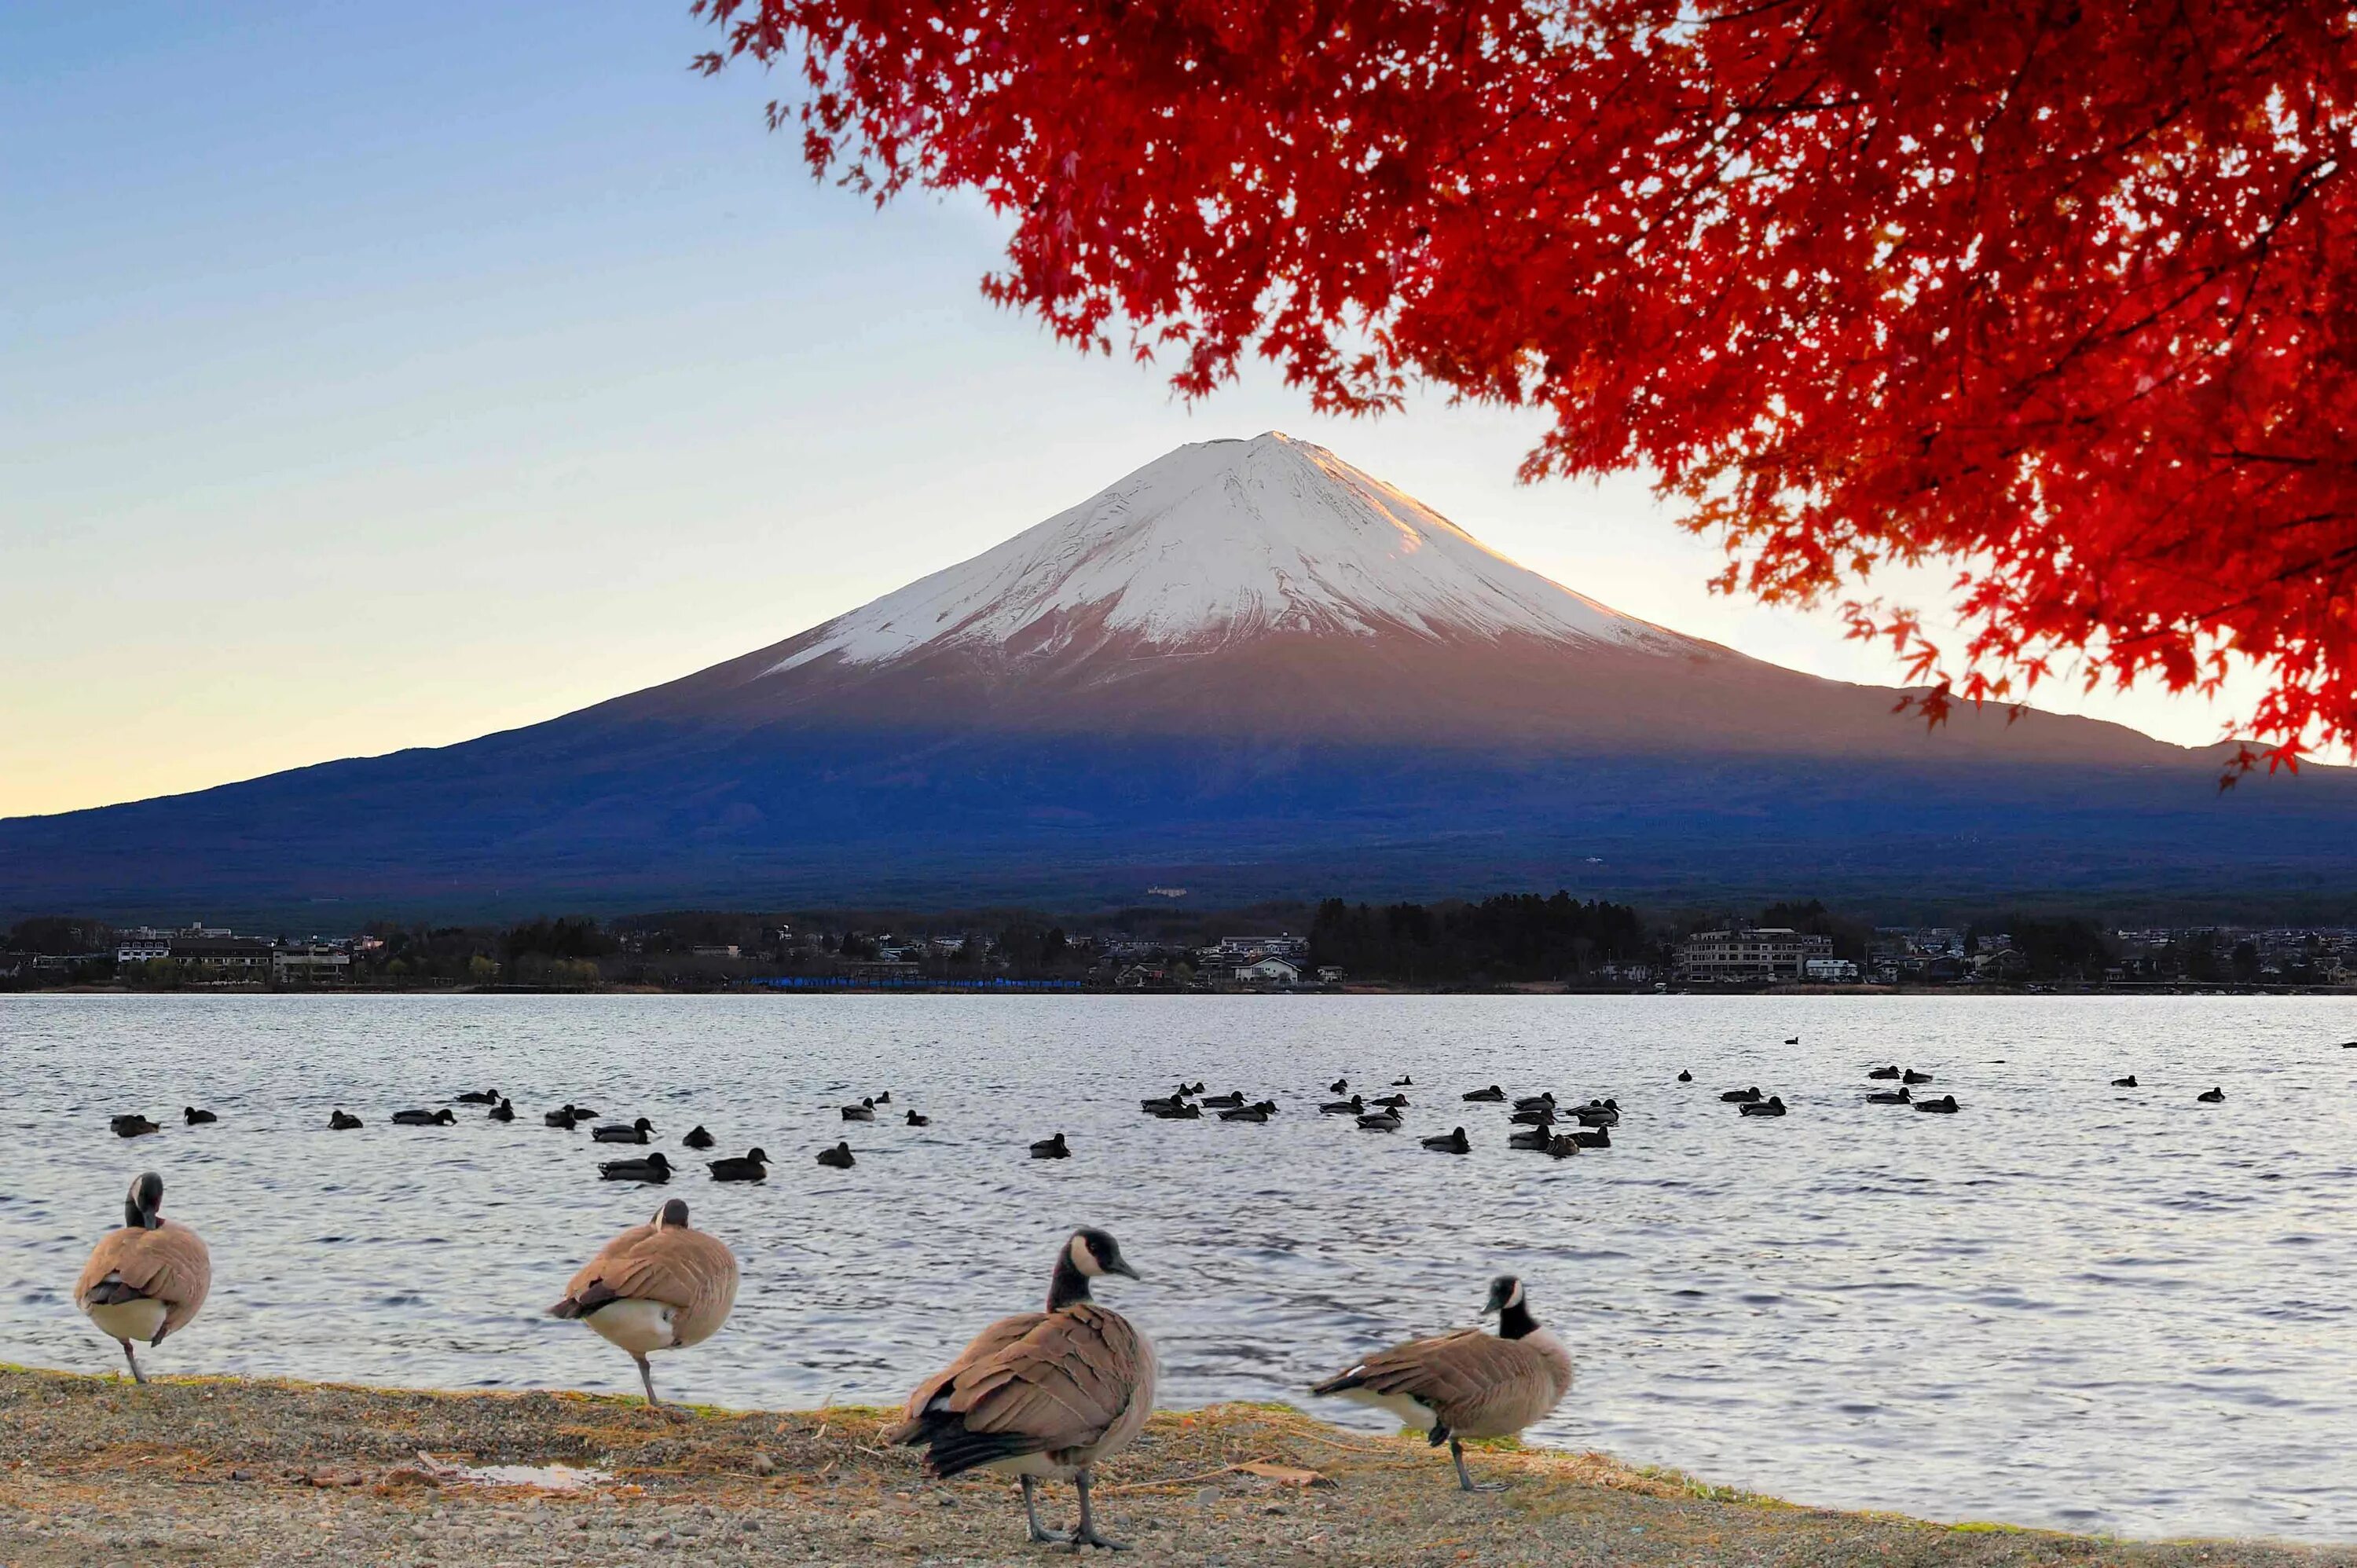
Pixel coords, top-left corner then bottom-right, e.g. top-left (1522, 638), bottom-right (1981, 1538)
top-left (72, 1042), bottom-right (2262, 1550)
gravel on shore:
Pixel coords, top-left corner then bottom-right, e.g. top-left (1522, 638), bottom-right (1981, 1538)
top-left (0, 1365), bottom-right (2342, 1567)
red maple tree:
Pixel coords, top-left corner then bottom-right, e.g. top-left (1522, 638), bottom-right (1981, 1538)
top-left (695, 1), bottom-right (2357, 765)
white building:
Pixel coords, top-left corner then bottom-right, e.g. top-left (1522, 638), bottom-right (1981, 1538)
top-left (1803, 957), bottom-right (1860, 983)
top-left (1676, 929), bottom-right (1831, 984)
top-left (273, 944), bottom-right (350, 982)
top-left (1233, 956), bottom-right (1303, 986)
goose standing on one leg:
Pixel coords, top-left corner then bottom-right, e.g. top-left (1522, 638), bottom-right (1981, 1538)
top-left (548, 1197), bottom-right (737, 1415)
top-left (889, 1228), bottom-right (1153, 1551)
top-left (1309, 1275), bottom-right (1573, 1493)
top-left (75, 1172), bottom-right (211, 1384)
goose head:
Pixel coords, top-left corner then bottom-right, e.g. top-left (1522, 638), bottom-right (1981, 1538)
top-left (124, 1171), bottom-right (165, 1231)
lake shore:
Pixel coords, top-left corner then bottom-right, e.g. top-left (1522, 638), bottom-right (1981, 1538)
top-left (1, 1366), bottom-right (2341, 1567)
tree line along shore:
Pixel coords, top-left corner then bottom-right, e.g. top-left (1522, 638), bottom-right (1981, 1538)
top-left (2, 1365), bottom-right (2339, 1567)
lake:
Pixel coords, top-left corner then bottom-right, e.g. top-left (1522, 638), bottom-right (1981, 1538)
top-left (2, 992), bottom-right (2352, 1541)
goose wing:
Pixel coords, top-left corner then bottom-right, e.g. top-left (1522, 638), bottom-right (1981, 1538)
top-left (553, 1222), bottom-right (739, 1342)
top-left (889, 1304), bottom-right (1145, 1467)
top-left (75, 1222), bottom-right (212, 1335)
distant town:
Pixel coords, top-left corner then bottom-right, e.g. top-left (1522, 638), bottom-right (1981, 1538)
top-left (5, 894), bottom-right (2354, 994)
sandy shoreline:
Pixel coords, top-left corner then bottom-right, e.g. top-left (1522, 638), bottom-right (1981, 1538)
top-left (0, 1366), bottom-right (2343, 1566)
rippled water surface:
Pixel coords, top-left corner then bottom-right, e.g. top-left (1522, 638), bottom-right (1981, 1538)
top-left (4, 993), bottom-right (2355, 1540)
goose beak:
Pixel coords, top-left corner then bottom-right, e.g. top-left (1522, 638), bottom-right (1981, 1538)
top-left (1111, 1259), bottom-right (1143, 1281)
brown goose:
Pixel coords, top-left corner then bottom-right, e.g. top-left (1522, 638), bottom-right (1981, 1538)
top-left (889, 1228), bottom-right (1153, 1550)
top-left (548, 1197), bottom-right (737, 1412)
top-left (1310, 1275), bottom-right (1574, 1493)
top-left (75, 1172), bottom-right (211, 1384)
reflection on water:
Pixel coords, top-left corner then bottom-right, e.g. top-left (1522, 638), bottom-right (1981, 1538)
top-left (2, 992), bottom-right (2352, 1540)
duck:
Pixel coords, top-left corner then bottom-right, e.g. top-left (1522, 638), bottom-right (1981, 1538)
top-left (1421, 1127), bottom-right (1471, 1153)
top-left (841, 1098), bottom-right (878, 1122)
top-left (1182, 1081), bottom-right (1206, 1096)
top-left (570, 1105), bottom-right (601, 1119)
top-left (1511, 1092), bottom-right (1556, 1113)
top-left (1719, 1087), bottom-right (1762, 1104)
top-left (1508, 1105), bottom-right (1557, 1127)
top-left (1310, 1275), bottom-right (1572, 1493)
top-left (888, 1229), bottom-right (1151, 1550)
top-left (1030, 1131), bottom-right (1071, 1160)
top-left (392, 1108), bottom-right (456, 1127)
top-left (328, 1109), bottom-right (363, 1130)
top-left (1200, 1091), bottom-right (1246, 1109)
top-left (1543, 1134), bottom-right (1583, 1158)
top-left (1507, 1127), bottom-right (1554, 1151)
top-left (681, 1125), bottom-right (716, 1150)
top-left (2197, 1086), bottom-right (2226, 1103)
top-left (874, 1091), bottom-right (893, 1105)
top-left (1218, 1102), bottom-right (1274, 1123)
top-left (1866, 1085), bottom-right (1912, 1105)
top-left (548, 1196), bottom-right (736, 1412)
top-left (1573, 1099), bottom-right (1618, 1127)
top-left (1567, 1127), bottom-right (1611, 1149)
top-left (455, 1089), bottom-right (500, 1105)
top-left (1392, 1075), bottom-right (1413, 1086)
top-left (592, 1117), bottom-right (654, 1144)
top-left (181, 1107), bottom-right (217, 1126)
top-left (599, 1152), bottom-right (673, 1182)
top-left (1676, 1070), bottom-right (1692, 1083)
top-left (1902, 1068), bottom-right (1934, 1085)
top-left (1461, 1086), bottom-right (1506, 1102)
top-left (707, 1148), bottom-right (769, 1182)
top-left (1739, 1096), bottom-right (1787, 1117)
top-left (1784, 1036), bottom-right (1801, 1046)
top-left (1867, 1065), bottom-right (1901, 1080)
top-left (75, 1172), bottom-right (211, 1384)
top-left (816, 1141), bottom-right (856, 1169)
top-left (1329, 1078), bottom-right (1349, 1094)
top-left (1149, 1101), bottom-right (1202, 1120)
top-left (2110, 1075), bottom-right (2139, 1088)
top-left (544, 1105), bottom-right (581, 1129)
top-left (1319, 1094), bottom-right (1365, 1116)
top-left (905, 1109), bottom-right (930, 1127)
top-left (487, 1097), bottom-right (515, 1123)
top-left (109, 1114), bottom-right (159, 1138)
top-left (1373, 1093), bottom-right (1410, 1109)
top-left (1914, 1095), bottom-right (1961, 1114)
top-left (1356, 1108), bottom-right (1404, 1132)
top-left (1139, 1093), bottom-right (1193, 1114)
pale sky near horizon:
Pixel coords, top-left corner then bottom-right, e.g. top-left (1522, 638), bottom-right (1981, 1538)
top-left (2, 3), bottom-right (2286, 820)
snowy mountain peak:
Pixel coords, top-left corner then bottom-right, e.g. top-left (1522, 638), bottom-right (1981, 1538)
top-left (766, 433), bottom-right (1689, 674)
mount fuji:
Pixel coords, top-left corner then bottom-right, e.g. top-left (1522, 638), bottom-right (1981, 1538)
top-left (5, 434), bottom-right (2352, 922)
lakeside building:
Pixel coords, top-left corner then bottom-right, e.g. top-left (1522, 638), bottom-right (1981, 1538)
top-left (1803, 957), bottom-right (1860, 984)
top-left (1675, 928), bottom-right (1832, 984)
top-left (272, 943), bottom-right (351, 983)
top-left (1232, 955), bottom-right (1303, 986)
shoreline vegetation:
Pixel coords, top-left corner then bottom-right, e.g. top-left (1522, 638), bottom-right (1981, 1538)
top-left (0, 1368), bottom-right (2340, 1567)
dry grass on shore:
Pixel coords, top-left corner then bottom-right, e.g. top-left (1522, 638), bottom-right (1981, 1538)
top-left (0, 1365), bottom-right (2343, 1567)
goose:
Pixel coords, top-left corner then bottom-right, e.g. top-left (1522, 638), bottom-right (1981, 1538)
top-left (841, 1098), bottom-right (878, 1122)
top-left (1356, 1108), bottom-right (1403, 1132)
top-left (2197, 1086), bottom-right (2226, 1103)
top-left (1421, 1127), bottom-right (1471, 1153)
top-left (1030, 1132), bottom-right (1072, 1160)
top-left (707, 1148), bottom-right (769, 1182)
top-left (1149, 1101), bottom-right (1202, 1120)
top-left (1914, 1094), bottom-right (1961, 1114)
top-left (110, 1114), bottom-right (159, 1138)
top-left (1543, 1134), bottom-right (1582, 1158)
top-left (1511, 1093), bottom-right (1556, 1113)
top-left (1506, 1127), bottom-right (1554, 1151)
top-left (75, 1173), bottom-right (211, 1385)
top-left (1739, 1096), bottom-right (1787, 1117)
top-left (392, 1108), bottom-right (456, 1127)
top-left (592, 1117), bottom-right (654, 1144)
top-left (681, 1125), bottom-right (716, 1150)
top-left (1676, 1070), bottom-right (1692, 1083)
top-left (544, 1105), bottom-right (581, 1129)
top-left (1392, 1075), bottom-right (1413, 1086)
top-left (487, 1097), bottom-right (515, 1123)
top-left (1902, 1068), bottom-right (1934, 1085)
top-left (816, 1141), bottom-right (856, 1169)
top-left (888, 1228), bottom-right (1151, 1550)
top-left (455, 1089), bottom-right (500, 1105)
top-left (181, 1107), bottom-right (217, 1126)
top-left (1867, 1065), bottom-right (1901, 1080)
top-left (1461, 1086), bottom-right (1506, 1102)
top-left (2110, 1075), bottom-right (2139, 1088)
top-left (1567, 1127), bottom-right (1611, 1149)
top-left (905, 1109), bottom-right (930, 1127)
top-left (1329, 1078), bottom-right (1349, 1094)
top-left (1866, 1086), bottom-right (1912, 1105)
top-left (599, 1152), bottom-right (673, 1182)
top-left (328, 1109), bottom-right (363, 1130)
top-left (548, 1196), bottom-right (736, 1412)
top-left (1508, 1105), bottom-right (1557, 1127)
top-left (1200, 1091), bottom-right (1247, 1109)
top-left (1373, 1093), bottom-right (1410, 1109)
top-left (1719, 1087), bottom-right (1762, 1104)
top-left (1309, 1275), bottom-right (1572, 1493)
top-left (1217, 1103), bottom-right (1273, 1123)
top-left (1319, 1094), bottom-right (1365, 1116)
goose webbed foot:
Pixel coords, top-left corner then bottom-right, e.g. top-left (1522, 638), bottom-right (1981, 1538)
top-left (1066, 1470), bottom-right (1131, 1551)
top-left (1450, 1438), bottom-right (1505, 1493)
top-left (1021, 1475), bottom-right (1073, 1544)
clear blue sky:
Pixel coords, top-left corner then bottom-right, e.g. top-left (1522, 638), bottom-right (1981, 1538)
top-left (1, 2), bottom-right (2271, 817)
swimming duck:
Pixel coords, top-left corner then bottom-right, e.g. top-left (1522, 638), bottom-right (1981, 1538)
top-left (1218, 1102), bottom-right (1275, 1123)
top-left (1030, 1132), bottom-right (1071, 1160)
top-left (707, 1148), bottom-right (769, 1181)
top-left (1319, 1094), bottom-right (1365, 1116)
top-left (681, 1125), bottom-right (716, 1150)
top-left (1867, 1065), bottom-right (1901, 1080)
top-left (1507, 1127), bottom-right (1554, 1151)
top-left (1392, 1075), bottom-right (1413, 1086)
top-left (456, 1089), bottom-right (500, 1105)
top-left (181, 1107), bottom-right (217, 1126)
top-left (1914, 1094), bottom-right (1960, 1114)
top-left (1508, 1105), bottom-right (1557, 1127)
top-left (1182, 1081), bottom-right (1206, 1096)
top-left (392, 1108), bottom-right (456, 1127)
top-left (2197, 1086), bottom-right (2226, 1103)
top-left (816, 1141), bottom-right (856, 1169)
top-left (1373, 1093), bottom-right (1409, 1109)
top-left (1739, 1097), bottom-right (1787, 1117)
top-left (1201, 1091), bottom-right (1246, 1109)
top-left (1421, 1127), bottom-right (1471, 1153)
top-left (544, 1105), bottom-right (581, 1129)
top-left (592, 1117), bottom-right (654, 1144)
top-left (1356, 1108), bottom-right (1404, 1132)
top-left (874, 1092), bottom-right (893, 1105)
top-left (1149, 1101), bottom-right (1203, 1119)
top-left (328, 1109), bottom-right (362, 1130)
top-left (1784, 1036), bottom-right (1801, 1046)
top-left (1573, 1100), bottom-right (1619, 1127)
top-left (1902, 1069), bottom-right (1934, 1085)
top-left (487, 1097), bottom-right (515, 1123)
top-left (110, 1114), bottom-right (159, 1138)
top-left (1511, 1093), bottom-right (1556, 1113)
top-left (841, 1098), bottom-right (877, 1122)
top-left (1329, 1078), bottom-right (1349, 1094)
top-left (905, 1109), bottom-right (930, 1127)
top-left (1567, 1127), bottom-right (1611, 1149)
top-left (1720, 1087), bottom-right (1762, 1104)
top-left (1677, 1070), bottom-right (1692, 1083)
top-left (1138, 1093), bottom-right (1193, 1114)
top-left (1461, 1086), bottom-right (1507, 1102)
top-left (2110, 1075), bottom-right (2138, 1088)
top-left (1866, 1086), bottom-right (1912, 1105)
top-left (1543, 1134), bottom-right (1584, 1158)
top-left (570, 1106), bottom-right (601, 1119)
top-left (599, 1152), bottom-right (673, 1183)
